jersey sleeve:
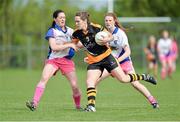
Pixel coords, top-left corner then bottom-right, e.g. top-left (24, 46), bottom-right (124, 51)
top-left (45, 28), bottom-right (54, 41)
top-left (72, 31), bottom-right (77, 39)
top-left (67, 27), bottom-right (74, 39)
top-left (120, 31), bottom-right (129, 47)
top-left (72, 31), bottom-right (80, 43)
top-left (109, 30), bottom-right (129, 48)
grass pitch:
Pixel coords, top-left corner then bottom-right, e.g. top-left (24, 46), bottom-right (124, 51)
top-left (0, 68), bottom-right (180, 121)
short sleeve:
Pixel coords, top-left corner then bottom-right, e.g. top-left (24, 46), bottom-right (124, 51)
top-left (109, 30), bottom-right (129, 48)
top-left (45, 28), bottom-right (54, 40)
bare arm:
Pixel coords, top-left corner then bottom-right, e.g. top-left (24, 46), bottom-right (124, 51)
top-left (76, 41), bottom-right (84, 48)
top-left (49, 37), bottom-right (77, 51)
top-left (71, 38), bottom-right (84, 49)
top-left (117, 45), bottom-right (131, 62)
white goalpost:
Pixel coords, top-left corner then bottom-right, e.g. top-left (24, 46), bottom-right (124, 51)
top-left (118, 17), bottom-right (171, 23)
top-left (107, 0), bottom-right (173, 71)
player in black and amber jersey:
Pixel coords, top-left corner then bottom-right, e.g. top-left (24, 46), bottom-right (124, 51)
top-left (73, 21), bottom-right (111, 64)
top-left (72, 11), bottom-right (157, 112)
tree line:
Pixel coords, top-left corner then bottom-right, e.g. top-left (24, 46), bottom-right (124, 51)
top-left (0, 0), bottom-right (179, 68)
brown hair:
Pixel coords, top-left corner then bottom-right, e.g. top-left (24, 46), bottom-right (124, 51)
top-left (75, 11), bottom-right (90, 25)
top-left (51, 9), bottom-right (64, 28)
top-left (105, 13), bottom-right (130, 32)
top-left (147, 35), bottom-right (157, 48)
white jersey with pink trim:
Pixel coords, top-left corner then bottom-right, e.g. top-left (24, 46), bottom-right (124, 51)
top-left (45, 25), bottom-right (74, 60)
top-left (109, 27), bottom-right (130, 59)
top-left (157, 38), bottom-right (172, 55)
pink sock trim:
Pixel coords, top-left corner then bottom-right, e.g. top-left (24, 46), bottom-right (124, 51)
top-left (161, 69), bottom-right (166, 79)
top-left (73, 95), bottom-right (81, 108)
top-left (148, 96), bottom-right (157, 104)
top-left (37, 82), bottom-right (46, 88)
top-left (33, 84), bottom-right (45, 106)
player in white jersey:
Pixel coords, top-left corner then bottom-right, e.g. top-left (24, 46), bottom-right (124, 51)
top-left (157, 30), bottom-right (173, 79)
top-left (95, 13), bottom-right (159, 108)
top-left (26, 10), bottom-right (82, 111)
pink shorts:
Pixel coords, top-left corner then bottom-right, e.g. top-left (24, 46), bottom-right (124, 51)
top-left (159, 54), bottom-right (172, 63)
top-left (46, 57), bottom-right (75, 75)
top-left (120, 61), bottom-right (133, 74)
top-left (170, 53), bottom-right (177, 61)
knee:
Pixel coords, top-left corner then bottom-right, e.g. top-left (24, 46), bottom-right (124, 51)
top-left (70, 80), bottom-right (80, 91)
top-left (39, 78), bottom-right (47, 86)
top-left (120, 76), bottom-right (129, 83)
top-left (72, 83), bottom-right (79, 91)
top-left (72, 85), bottom-right (81, 95)
top-left (70, 79), bottom-right (78, 88)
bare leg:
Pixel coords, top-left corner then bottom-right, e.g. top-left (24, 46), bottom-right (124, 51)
top-left (33, 64), bottom-right (57, 105)
top-left (95, 69), bottom-right (111, 87)
top-left (26, 64), bottom-right (57, 111)
top-left (161, 60), bottom-right (167, 79)
top-left (167, 58), bottom-right (173, 78)
top-left (85, 69), bottom-right (102, 112)
top-left (128, 66), bottom-right (158, 107)
top-left (153, 63), bottom-right (158, 78)
top-left (65, 71), bottom-right (81, 109)
top-left (111, 66), bottom-right (131, 83)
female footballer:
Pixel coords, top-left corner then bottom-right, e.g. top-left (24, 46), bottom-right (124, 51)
top-left (95, 13), bottom-right (159, 109)
top-left (26, 10), bottom-right (82, 111)
top-left (72, 11), bottom-right (157, 112)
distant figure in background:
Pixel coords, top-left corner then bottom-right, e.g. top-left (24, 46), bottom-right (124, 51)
top-left (157, 30), bottom-right (173, 79)
top-left (170, 36), bottom-right (178, 73)
top-left (26, 10), bottom-right (82, 111)
top-left (144, 35), bottom-right (158, 78)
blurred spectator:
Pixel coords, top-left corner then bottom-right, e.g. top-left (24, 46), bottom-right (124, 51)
top-left (170, 36), bottom-right (179, 73)
top-left (144, 35), bottom-right (158, 78)
top-left (157, 30), bottom-right (173, 79)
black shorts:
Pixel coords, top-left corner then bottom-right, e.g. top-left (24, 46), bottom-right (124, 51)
top-left (149, 58), bottom-right (157, 65)
top-left (87, 54), bottom-right (118, 73)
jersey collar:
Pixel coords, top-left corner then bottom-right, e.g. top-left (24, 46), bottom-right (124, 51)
top-left (112, 26), bottom-right (119, 34)
top-left (55, 24), bottom-right (67, 33)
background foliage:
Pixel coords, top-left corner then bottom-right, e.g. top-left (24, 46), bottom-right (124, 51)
top-left (0, 0), bottom-right (179, 69)
top-left (0, 1), bottom-right (180, 121)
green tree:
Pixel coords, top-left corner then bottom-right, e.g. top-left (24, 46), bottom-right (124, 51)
top-left (114, 0), bottom-right (180, 17)
top-left (0, 0), bottom-right (13, 67)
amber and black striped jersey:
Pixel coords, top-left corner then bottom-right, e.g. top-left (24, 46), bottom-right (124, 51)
top-left (72, 23), bottom-right (111, 64)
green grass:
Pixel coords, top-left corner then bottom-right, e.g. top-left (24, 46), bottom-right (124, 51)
top-left (0, 67), bottom-right (180, 121)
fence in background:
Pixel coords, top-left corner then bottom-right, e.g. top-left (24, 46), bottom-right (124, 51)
top-left (0, 20), bottom-right (180, 72)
